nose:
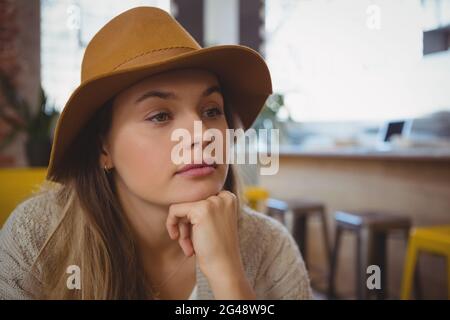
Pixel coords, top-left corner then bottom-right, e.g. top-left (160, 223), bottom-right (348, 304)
top-left (181, 112), bottom-right (215, 154)
top-left (190, 123), bottom-right (214, 153)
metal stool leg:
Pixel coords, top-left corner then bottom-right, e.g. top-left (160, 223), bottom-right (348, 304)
top-left (319, 209), bottom-right (332, 266)
top-left (356, 228), bottom-right (362, 299)
top-left (293, 214), bottom-right (308, 268)
top-left (328, 225), bottom-right (343, 299)
top-left (373, 231), bottom-right (387, 299)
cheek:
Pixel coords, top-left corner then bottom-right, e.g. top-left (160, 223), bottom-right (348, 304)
top-left (218, 126), bottom-right (231, 163)
top-left (111, 126), bottom-right (172, 194)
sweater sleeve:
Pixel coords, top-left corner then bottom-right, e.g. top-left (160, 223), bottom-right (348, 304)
top-left (0, 192), bottom-right (52, 300)
top-left (254, 216), bottom-right (313, 300)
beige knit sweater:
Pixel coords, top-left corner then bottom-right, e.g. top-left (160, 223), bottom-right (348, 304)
top-left (0, 189), bottom-right (313, 300)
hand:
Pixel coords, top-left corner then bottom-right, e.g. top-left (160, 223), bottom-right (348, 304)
top-left (166, 190), bottom-right (243, 279)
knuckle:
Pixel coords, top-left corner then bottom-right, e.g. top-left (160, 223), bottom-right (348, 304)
top-left (195, 200), bottom-right (210, 217)
top-left (222, 191), bottom-right (236, 204)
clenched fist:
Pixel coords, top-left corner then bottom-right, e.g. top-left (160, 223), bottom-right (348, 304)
top-left (166, 190), bottom-right (242, 279)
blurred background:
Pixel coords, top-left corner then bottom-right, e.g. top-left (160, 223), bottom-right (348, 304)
top-left (0, 0), bottom-right (449, 300)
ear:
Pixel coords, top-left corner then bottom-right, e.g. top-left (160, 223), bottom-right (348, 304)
top-left (99, 141), bottom-right (113, 169)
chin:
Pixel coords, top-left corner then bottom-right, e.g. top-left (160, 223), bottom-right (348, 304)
top-left (173, 182), bottom-right (224, 202)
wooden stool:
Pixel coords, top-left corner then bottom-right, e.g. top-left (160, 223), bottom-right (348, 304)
top-left (328, 210), bottom-right (411, 300)
top-left (265, 198), bottom-right (331, 272)
top-left (401, 225), bottom-right (450, 300)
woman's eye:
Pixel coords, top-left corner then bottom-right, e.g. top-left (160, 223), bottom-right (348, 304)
top-left (203, 107), bottom-right (223, 118)
top-left (147, 112), bottom-right (171, 123)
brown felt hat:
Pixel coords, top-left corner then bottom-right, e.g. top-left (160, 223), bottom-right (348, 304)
top-left (46, 6), bottom-right (272, 181)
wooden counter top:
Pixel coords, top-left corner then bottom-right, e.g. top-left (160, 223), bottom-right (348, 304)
top-left (277, 146), bottom-right (450, 162)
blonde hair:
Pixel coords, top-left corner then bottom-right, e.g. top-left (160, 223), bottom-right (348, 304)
top-left (30, 92), bottom-right (245, 299)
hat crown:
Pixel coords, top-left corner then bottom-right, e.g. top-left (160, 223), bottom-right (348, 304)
top-left (81, 7), bottom-right (201, 82)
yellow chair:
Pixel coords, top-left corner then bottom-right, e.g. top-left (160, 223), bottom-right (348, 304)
top-left (0, 167), bottom-right (48, 227)
top-left (243, 186), bottom-right (269, 211)
top-left (401, 225), bottom-right (450, 300)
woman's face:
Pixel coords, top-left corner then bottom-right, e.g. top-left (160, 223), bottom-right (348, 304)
top-left (101, 68), bottom-right (229, 206)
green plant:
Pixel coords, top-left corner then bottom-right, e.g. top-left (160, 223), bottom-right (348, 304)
top-left (251, 93), bottom-right (294, 145)
top-left (0, 72), bottom-right (59, 164)
top-left (252, 93), bottom-right (291, 129)
top-left (27, 87), bottom-right (59, 142)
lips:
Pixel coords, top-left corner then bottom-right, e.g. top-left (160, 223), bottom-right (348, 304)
top-left (176, 161), bottom-right (217, 174)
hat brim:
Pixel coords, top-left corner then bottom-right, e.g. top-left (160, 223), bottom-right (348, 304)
top-left (47, 44), bottom-right (272, 181)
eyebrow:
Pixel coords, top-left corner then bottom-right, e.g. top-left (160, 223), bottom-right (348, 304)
top-left (134, 85), bottom-right (223, 104)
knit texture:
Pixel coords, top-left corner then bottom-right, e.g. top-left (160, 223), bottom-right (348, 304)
top-left (188, 284), bottom-right (197, 300)
top-left (0, 189), bottom-right (313, 300)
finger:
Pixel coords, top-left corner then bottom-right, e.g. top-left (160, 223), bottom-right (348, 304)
top-left (190, 223), bottom-right (196, 255)
top-left (178, 221), bottom-right (194, 257)
top-left (166, 204), bottom-right (185, 239)
top-left (216, 191), bottom-right (236, 211)
top-left (217, 191), bottom-right (238, 221)
top-left (207, 195), bottom-right (222, 208)
top-left (167, 203), bottom-right (194, 239)
top-left (217, 190), bottom-right (236, 202)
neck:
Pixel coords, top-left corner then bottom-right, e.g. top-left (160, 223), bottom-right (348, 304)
top-left (114, 178), bottom-right (184, 263)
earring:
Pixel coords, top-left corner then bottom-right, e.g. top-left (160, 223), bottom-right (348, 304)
top-left (103, 164), bottom-right (110, 173)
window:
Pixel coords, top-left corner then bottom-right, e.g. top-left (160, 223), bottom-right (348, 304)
top-left (41, 0), bottom-right (171, 111)
top-left (264, 0), bottom-right (450, 122)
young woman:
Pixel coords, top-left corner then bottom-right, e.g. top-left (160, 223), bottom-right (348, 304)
top-left (0, 7), bottom-right (312, 300)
